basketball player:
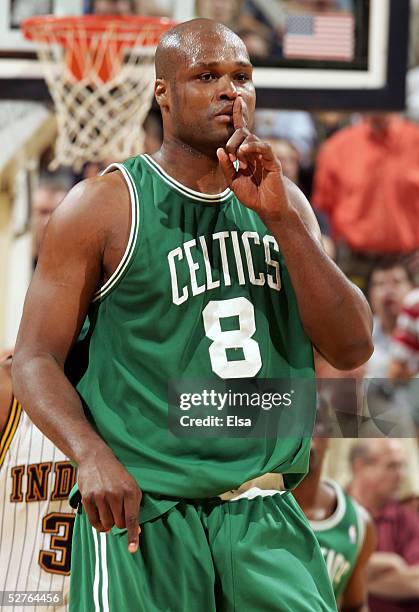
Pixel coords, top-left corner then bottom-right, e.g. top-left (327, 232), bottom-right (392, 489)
top-left (13, 19), bottom-right (373, 611)
top-left (0, 356), bottom-right (76, 611)
top-left (293, 436), bottom-right (376, 611)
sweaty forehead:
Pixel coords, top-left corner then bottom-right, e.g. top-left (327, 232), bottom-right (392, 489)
top-left (188, 37), bottom-right (250, 68)
top-left (155, 23), bottom-right (249, 79)
top-left (183, 30), bottom-right (248, 66)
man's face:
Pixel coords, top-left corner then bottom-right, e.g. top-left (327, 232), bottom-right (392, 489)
top-left (165, 31), bottom-right (255, 153)
top-left (369, 266), bottom-right (412, 321)
top-left (357, 441), bottom-right (406, 502)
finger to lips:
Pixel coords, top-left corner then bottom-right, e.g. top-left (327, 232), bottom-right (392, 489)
top-left (234, 98), bottom-right (251, 169)
top-left (233, 95), bottom-right (246, 131)
top-left (228, 98), bottom-right (247, 164)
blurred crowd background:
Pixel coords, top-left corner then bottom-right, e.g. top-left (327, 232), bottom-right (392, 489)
top-left (0, 1), bottom-right (419, 610)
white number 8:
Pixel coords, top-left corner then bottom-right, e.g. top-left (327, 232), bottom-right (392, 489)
top-left (202, 297), bottom-right (262, 378)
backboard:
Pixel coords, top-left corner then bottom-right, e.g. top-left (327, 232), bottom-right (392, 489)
top-left (0, 0), bottom-right (409, 110)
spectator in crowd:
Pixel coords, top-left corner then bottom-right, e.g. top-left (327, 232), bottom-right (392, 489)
top-left (389, 287), bottom-right (419, 441)
top-left (312, 113), bottom-right (419, 290)
top-left (348, 439), bottom-right (419, 611)
top-left (267, 137), bottom-right (300, 184)
top-left (364, 259), bottom-right (418, 438)
top-left (367, 260), bottom-right (414, 378)
top-left (255, 109), bottom-right (317, 169)
top-left (389, 287), bottom-right (419, 380)
top-left (31, 177), bottom-right (69, 266)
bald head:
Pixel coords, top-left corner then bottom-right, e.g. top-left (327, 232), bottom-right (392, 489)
top-left (153, 17), bottom-right (255, 154)
top-left (155, 18), bottom-right (248, 81)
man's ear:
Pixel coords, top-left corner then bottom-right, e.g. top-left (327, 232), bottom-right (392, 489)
top-left (155, 79), bottom-right (169, 111)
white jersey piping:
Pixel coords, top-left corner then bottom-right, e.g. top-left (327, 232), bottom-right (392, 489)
top-left (309, 478), bottom-right (347, 531)
top-left (92, 163), bottom-right (140, 302)
top-left (142, 154), bottom-right (233, 203)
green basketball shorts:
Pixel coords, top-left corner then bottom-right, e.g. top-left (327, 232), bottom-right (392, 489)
top-left (69, 491), bottom-right (336, 611)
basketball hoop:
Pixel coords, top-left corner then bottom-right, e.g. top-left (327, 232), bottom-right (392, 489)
top-left (22, 15), bottom-right (176, 170)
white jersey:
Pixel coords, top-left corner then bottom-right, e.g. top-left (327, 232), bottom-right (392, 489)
top-left (0, 398), bottom-right (76, 612)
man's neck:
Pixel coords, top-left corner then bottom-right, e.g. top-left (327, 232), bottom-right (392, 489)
top-left (152, 139), bottom-right (229, 195)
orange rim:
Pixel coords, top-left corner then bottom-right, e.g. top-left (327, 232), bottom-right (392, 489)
top-left (21, 14), bottom-right (176, 82)
top-left (22, 14), bottom-right (176, 46)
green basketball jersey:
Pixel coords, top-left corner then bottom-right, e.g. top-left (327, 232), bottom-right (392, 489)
top-left (310, 479), bottom-right (366, 600)
top-left (75, 154), bottom-right (316, 522)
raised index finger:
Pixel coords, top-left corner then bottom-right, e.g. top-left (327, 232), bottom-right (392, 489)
top-left (233, 96), bottom-right (247, 131)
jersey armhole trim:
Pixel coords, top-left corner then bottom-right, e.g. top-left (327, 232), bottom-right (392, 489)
top-left (309, 478), bottom-right (347, 531)
top-left (92, 163), bottom-right (140, 303)
top-left (0, 397), bottom-right (22, 467)
top-left (353, 499), bottom-right (367, 554)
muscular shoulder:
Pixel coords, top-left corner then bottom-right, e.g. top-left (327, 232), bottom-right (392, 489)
top-left (51, 170), bottom-right (128, 233)
top-left (284, 177), bottom-right (322, 243)
top-left (43, 170), bottom-right (130, 266)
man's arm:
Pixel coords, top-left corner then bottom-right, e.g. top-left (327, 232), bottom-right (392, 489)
top-left (367, 505), bottom-right (419, 599)
top-left (272, 179), bottom-right (373, 369)
top-left (367, 553), bottom-right (419, 599)
top-left (12, 173), bottom-right (142, 552)
top-left (217, 96), bottom-right (373, 370)
top-left (341, 512), bottom-right (377, 612)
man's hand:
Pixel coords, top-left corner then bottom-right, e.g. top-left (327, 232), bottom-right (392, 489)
top-left (77, 448), bottom-right (142, 553)
top-left (217, 95), bottom-right (290, 223)
top-left (217, 95), bottom-right (372, 370)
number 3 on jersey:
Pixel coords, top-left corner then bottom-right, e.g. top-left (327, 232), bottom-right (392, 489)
top-left (202, 297), bottom-right (262, 378)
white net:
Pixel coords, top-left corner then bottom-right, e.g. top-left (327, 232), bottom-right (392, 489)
top-left (24, 18), bottom-right (172, 170)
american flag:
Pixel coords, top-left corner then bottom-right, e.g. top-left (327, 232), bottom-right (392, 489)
top-left (283, 12), bottom-right (354, 61)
